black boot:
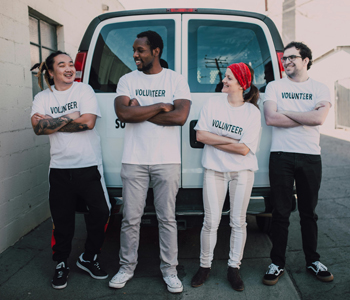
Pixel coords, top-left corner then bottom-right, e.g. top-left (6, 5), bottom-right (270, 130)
top-left (227, 267), bottom-right (244, 291)
top-left (191, 267), bottom-right (211, 287)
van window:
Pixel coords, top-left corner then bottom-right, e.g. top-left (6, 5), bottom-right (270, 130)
top-left (89, 20), bottom-right (175, 93)
top-left (188, 20), bottom-right (273, 93)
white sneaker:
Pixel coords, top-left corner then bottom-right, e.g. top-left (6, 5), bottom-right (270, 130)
top-left (163, 274), bottom-right (183, 293)
top-left (109, 270), bottom-right (133, 288)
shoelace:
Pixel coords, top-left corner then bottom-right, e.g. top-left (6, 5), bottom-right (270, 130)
top-left (93, 261), bottom-right (101, 270)
top-left (55, 262), bottom-right (66, 279)
top-left (56, 262), bottom-right (65, 269)
top-left (267, 264), bottom-right (280, 274)
top-left (166, 274), bottom-right (181, 285)
top-left (113, 271), bottom-right (127, 281)
top-left (312, 261), bottom-right (327, 273)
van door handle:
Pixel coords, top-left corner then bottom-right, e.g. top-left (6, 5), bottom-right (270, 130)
top-left (189, 120), bottom-right (204, 149)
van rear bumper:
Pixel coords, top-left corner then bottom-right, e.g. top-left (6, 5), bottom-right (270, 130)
top-left (107, 186), bottom-right (278, 216)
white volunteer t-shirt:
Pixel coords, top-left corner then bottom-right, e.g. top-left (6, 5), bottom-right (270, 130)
top-left (116, 68), bottom-right (192, 165)
top-left (263, 77), bottom-right (332, 155)
top-left (194, 95), bottom-right (261, 172)
top-left (31, 82), bottom-right (103, 168)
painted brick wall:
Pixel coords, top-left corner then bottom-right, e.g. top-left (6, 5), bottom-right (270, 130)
top-left (0, 0), bottom-right (124, 254)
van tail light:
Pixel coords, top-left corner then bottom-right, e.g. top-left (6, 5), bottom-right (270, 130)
top-left (276, 51), bottom-right (285, 78)
top-left (74, 51), bottom-right (87, 82)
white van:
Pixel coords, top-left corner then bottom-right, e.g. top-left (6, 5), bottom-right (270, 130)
top-left (74, 8), bottom-right (287, 232)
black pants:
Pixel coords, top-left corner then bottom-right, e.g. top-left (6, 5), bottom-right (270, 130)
top-left (269, 152), bottom-right (321, 268)
top-left (49, 166), bottom-right (110, 262)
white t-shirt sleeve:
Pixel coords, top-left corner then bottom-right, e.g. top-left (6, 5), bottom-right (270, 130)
top-left (239, 107), bottom-right (261, 154)
top-left (263, 82), bottom-right (277, 104)
top-left (173, 74), bottom-right (192, 102)
top-left (79, 84), bottom-right (101, 117)
top-left (194, 101), bottom-right (211, 132)
top-left (31, 92), bottom-right (46, 117)
top-left (116, 75), bottom-right (131, 98)
top-left (315, 82), bottom-right (332, 107)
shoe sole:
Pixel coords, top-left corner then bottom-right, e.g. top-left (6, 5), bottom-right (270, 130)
top-left (76, 261), bottom-right (108, 279)
top-left (232, 285), bottom-right (244, 292)
top-left (52, 271), bottom-right (69, 289)
top-left (109, 277), bottom-right (133, 289)
top-left (191, 273), bottom-right (210, 287)
top-left (262, 271), bottom-right (284, 286)
top-left (191, 283), bottom-right (204, 288)
top-left (52, 282), bottom-right (67, 289)
top-left (306, 268), bottom-right (334, 282)
top-left (167, 285), bottom-right (183, 293)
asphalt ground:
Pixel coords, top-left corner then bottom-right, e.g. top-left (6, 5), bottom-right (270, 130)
top-left (0, 133), bottom-right (349, 300)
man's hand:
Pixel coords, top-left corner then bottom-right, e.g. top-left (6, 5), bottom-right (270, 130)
top-left (128, 98), bottom-right (173, 112)
top-left (314, 102), bottom-right (326, 110)
top-left (129, 98), bottom-right (140, 107)
top-left (66, 111), bottom-right (80, 120)
top-left (161, 103), bottom-right (174, 113)
top-left (32, 113), bottom-right (51, 121)
top-left (147, 99), bottom-right (190, 126)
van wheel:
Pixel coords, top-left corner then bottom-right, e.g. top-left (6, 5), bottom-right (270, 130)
top-left (256, 215), bottom-right (272, 234)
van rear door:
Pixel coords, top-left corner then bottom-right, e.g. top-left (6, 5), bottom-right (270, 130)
top-left (181, 13), bottom-right (280, 189)
top-left (84, 14), bottom-right (181, 188)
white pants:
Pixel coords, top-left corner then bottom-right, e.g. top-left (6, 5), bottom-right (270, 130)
top-left (200, 168), bottom-right (254, 269)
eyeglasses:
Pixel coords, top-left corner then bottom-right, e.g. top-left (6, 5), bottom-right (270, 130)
top-left (281, 55), bottom-right (302, 63)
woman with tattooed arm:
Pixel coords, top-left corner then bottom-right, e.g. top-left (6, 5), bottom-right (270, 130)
top-left (30, 51), bottom-right (110, 289)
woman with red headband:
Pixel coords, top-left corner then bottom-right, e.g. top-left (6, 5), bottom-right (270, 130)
top-left (192, 62), bottom-right (261, 291)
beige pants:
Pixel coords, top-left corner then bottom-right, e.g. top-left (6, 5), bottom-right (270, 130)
top-left (119, 163), bottom-right (180, 277)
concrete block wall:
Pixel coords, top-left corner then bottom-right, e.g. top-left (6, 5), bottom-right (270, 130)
top-left (0, 0), bottom-right (124, 254)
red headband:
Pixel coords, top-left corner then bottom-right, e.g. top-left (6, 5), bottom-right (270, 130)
top-left (227, 63), bottom-right (252, 91)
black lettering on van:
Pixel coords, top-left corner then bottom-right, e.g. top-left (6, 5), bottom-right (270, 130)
top-left (115, 118), bottom-right (126, 129)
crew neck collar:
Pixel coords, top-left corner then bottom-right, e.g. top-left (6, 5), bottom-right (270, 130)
top-left (53, 82), bottom-right (75, 93)
top-left (138, 68), bottom-right (165, 77)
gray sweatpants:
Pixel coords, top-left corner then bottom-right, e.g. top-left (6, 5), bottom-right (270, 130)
top-left (119, 163), bottom-right (180, 277)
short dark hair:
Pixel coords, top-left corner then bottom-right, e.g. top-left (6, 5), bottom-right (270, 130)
top-left (284, 41), bottom-right (312, 70)
top-left (137, 30), bottom-right (164, 58)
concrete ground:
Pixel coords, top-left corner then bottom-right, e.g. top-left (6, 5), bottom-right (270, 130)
top-left (0, 131), bottom-right (349, 300)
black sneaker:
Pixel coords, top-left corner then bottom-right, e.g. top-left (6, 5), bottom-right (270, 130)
top-left (307, 261), bottom-right (334, 282)
top-left (191, 267), bottom-right (211, 287)
top-left (76, 253), bottom-right (108, 279)
top-left (263, 263), bottom-right (284, 286)
top-left (52, 261), bottom-right (69, 289)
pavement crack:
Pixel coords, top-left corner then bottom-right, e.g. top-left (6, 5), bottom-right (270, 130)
top-left (285, 268), bottom-right (303, 300)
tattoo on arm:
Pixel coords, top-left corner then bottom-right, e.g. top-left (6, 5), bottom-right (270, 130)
top-left (34, 116), bottom-right (72, 135)
top-left (58, 122), bottom-right (89, 132)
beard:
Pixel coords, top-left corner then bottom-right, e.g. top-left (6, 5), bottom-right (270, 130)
top-left (138, 60), bottom-right (153, 72)
top-left (284, 63), bottom-right (302, 79)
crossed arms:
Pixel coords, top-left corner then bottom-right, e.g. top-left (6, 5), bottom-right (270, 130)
top-left (264, 100), bottom-right (331, 128)
top-left (114, 96), bottom-right (191, 126)
top-left (196, 130), bottom-right (250, 156)
top-left (31, 111), bottom-right (97, 135)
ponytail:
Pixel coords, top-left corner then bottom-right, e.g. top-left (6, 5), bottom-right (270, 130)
top-left (243, 84), bottom-right (260, 109)
top-left (243, 64), bottom-right (260, 109)
top-left (30, 61), bottom-right (54, 92)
